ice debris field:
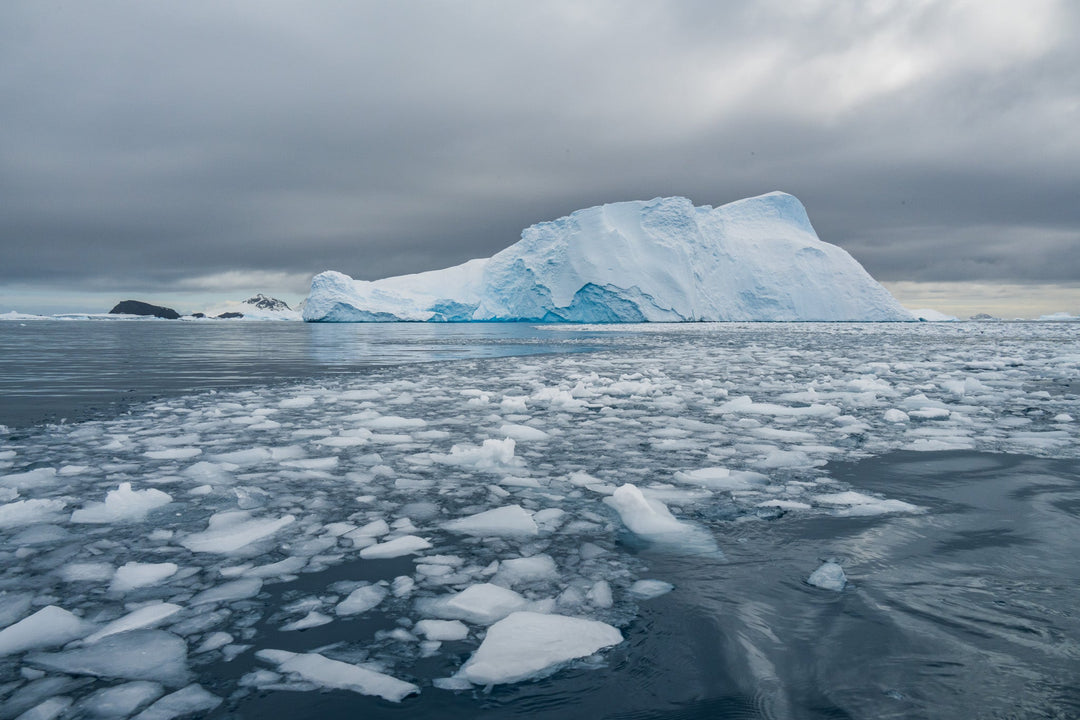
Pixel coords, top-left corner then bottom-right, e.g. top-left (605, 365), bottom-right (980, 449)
top-left (1, 322), bottom-right (1078, 717)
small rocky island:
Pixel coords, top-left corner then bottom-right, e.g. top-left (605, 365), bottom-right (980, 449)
top-left (108, 300), bottom-right (180, 319)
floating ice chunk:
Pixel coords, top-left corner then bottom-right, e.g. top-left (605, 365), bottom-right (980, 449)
top-left (493, 555), bottom-right (558, 586)
top-left (0, 605), bottom-right (95, 656)
top-left (71, 483), bottom-right (172, 524)
top-left (497, 424), bottom-right (549, 441)
top-left (110, 563), bottom-right (179, 592)
top-left (807, 562), bottom-right (846, 591)
top-left (443, 505), bottom-right (538, 537)
top-left (414, 619), bottom-right (469, 641)
top-left (234, 556), bottom-right (306, 579)
top-left (0, 467), bottom-right (59, 491)
top-left (909, 407), bottom-right (950, 420)
top-left (813, 491), bottom-right (923, 516)
top-left (210, 448), bottom-right (273, 465)
top-left (195, 632), bottom-right (233, 654)
top-left (27, 630), bottom-right (190, 686)
top-left (14, 696), bottom-right (73, 720)
top-left (281, 611), bottom-right (333, 632)
top-left (279, 395), bottom-right (316, 409)
top-left (281, 457), bottom-right (338, 470)
top-left (883, 408), bottom-right (909, 423)
top-left (392, 576), bottom-right (415, 597)
top-left (131, 683), bottom-right (221, 719)
top-left (190, 578), bottom-right (263, 605)
top-left (358, 535), bottom-right (431, 559)
top-left (1054, 413), bottom-right (1074, 423)
top-left (586, 580), bottom-right (613, 608)
top-left (433, 438), bottom-right (520, 470)
top-left (716, 396), bottom-right (840, 418)
top-left (0, 498), bottom-right (66, 527)
top-left (672, 467), bottom-right (768, 491)
top-left (755, 449), bottom-right (817, 470)
top-left (77, 681), bottom-right (164, 718)
top-left (84, 603), bottom-right (183, 643)
top-left (363, 415), bottom-right (427, 431)
top-left (419, 583), bottom-right (530, 625)
top-left (604, 484), bottom-right (718, 553)
top-left (255, 650), bottom-right (419, 702)
top-left (144, 448), bottom-right (201, 461)
top-left (455, 612), bottom-right (623, 685)
top-left (0, 591), bottom-right (33, 628)
top-left (335, 584), bottom-right (388, 616)
top-left (180, 511), bottom-right (295, 554)
top-left (353, 518), bottom-right (390, 537)
top-left (628, 579), bottom-right (674, 599)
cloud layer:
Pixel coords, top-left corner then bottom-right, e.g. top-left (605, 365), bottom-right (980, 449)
top-left (2, 0), bottom-right (1078, 300)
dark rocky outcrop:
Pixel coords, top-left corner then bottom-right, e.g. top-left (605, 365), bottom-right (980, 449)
top-left (215, 312), bottom-right (244, 319)
top-left (109, 300), bottom-right (180, 319)
top-left (244, 294), bottom-right (291, 311)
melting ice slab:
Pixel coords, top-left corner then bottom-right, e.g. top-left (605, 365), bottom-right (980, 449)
top-left (455, 611), bottom-right (623, 685)
top-left (256, 649), bottom-right (419, 702)
top-left (303, 192), bottom-right (913, 322)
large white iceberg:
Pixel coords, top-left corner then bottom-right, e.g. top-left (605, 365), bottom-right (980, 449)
top-left (303, 192), bottom-right (913, 322)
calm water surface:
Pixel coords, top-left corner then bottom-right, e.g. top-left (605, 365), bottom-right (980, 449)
top-left (0, 321), bottom-right (1077, 719)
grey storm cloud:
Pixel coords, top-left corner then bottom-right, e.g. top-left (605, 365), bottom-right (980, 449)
top-left (1, 0), bottom-right (1078, 293)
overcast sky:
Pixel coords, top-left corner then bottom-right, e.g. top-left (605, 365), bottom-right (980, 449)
top-left (2, 0), bottom-right (1078, 316)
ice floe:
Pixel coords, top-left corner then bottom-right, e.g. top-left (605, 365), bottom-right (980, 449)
top-left (454, 611), bottom-right (623, 685)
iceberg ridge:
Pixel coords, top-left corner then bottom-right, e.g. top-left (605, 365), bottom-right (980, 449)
top-left (303, 192), bottom-right (913, 322)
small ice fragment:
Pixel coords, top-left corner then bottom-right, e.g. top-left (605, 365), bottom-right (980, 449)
top-left (14, 696), bottom-right (73, 720)
top-left (180, 511), bottom-right (295, 554)
top-left (0, 605), bottom-right (95, 656)
top-left (604, 484), bottom-right (717, 553)
top-left (628, 579), bottom-right (674, 599)
top-left (0, 591), bottom-right (33, 629)
top-left (493, 555), bottom-right (558, 586)
top-left (883, 409), bottom-right (909, 423)
top-left (255, 650), bottom-right (419, 702)
top-left (497, 424), bottom-right (549, 441)
top-left (456, 612), bottom-right (622, 685)
top-left (335, 585), bottom-right (388, 616)
top-left (391, 576), bottom-right (415, 597)
top-left (71, 483), bottom-right (172, 523)
top-left (190, 578), bottom-right (263, 606)
top-left (812, 491), bottom-right (922, 516)
top-left (195, 632), bottom-right (233, 654)
top-left (281, 611), bottom-right (333, 632)
top-left (110, 562), bottom-right (179, 593)
top-left (77, 681), bottom-right (164, 718)
top-left (434, 438), bottom-right (520, 470)
top-left (442, 505), bottom-right (538, 537)
top-left (0, 498), bottom-right (67, 527)
top-left (131, 683), bottom-right (221, 719)
top-left (418, 583), bottom-right (529, 625)
top-left (358, 535), bottom-right (431, 559)
top-left (414, 619), bottom-right (468, 641)
top-left (27, 630), bottom-right (190, 686)
top-left (84, 603), bottom-right (183, 643)
top-left (807, 562), bottom-right (846, 591)
top-left (672, 467), bottom-right (768, 491)
top-left (586, 580), bottom-right (613, 608)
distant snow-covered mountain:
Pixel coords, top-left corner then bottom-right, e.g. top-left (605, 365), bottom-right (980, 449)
top-left (195, 295), bottom-right (300, 320)
top-left (302, 192), bottom-right (914, 323)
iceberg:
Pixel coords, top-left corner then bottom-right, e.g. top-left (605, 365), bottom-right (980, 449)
top-left (304, 192), bottom-right (913, 322)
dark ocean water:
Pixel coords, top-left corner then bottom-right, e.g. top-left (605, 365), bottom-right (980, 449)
top-left (0, 321), bottom-right (1078, 719)
top-left (0, 321), bottom-right (599, 429)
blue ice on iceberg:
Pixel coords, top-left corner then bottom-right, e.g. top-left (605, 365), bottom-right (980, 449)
top-left (303, 192), bottom-right (913, 322)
